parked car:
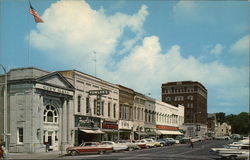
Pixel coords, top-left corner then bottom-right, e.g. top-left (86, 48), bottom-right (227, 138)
top-left (156, 139), bottom-right (166, 147)
top-left (134, 140), bottom-right (147, 149)
top-left (66, 142), bottom-right (113, 156)
top-left (117, 140), bottom-right (140, 151)
top-left (215, 136), bottom-right (230, 140)
top-left (144, 139), bottom-right (161, 147)
top-left (163, 138), bottom-right (176, 145)
top-left (218, 145), bottom-right (249, 159)
top-left (101, 141), bottom-right (128, 152)
top-left (179, 137), bottom-right (191, 144)
top-left (157, 139), bottom-right (173, 146)
top-left (140, 139), bottom-right (155, 148)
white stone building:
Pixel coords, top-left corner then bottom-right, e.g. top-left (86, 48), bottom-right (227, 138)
top-left (155, 100), bottom-right (184, 137)
top-left (0, 67), bottom-right (75, 153)
top-left (59, 70), bottom-right (119, 144)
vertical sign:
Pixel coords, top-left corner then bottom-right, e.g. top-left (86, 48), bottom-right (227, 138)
top-left (89, 90), bottom-right (110, 116)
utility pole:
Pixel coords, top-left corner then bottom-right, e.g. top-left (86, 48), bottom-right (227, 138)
top-left (93, 51), bottom-right (97, 77)
top-left (0, 64), bottom-right (8, 154)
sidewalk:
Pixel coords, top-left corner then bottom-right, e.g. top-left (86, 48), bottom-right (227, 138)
top-left (5, 151), bottom-right (65, 159)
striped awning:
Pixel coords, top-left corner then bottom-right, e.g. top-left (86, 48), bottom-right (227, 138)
top-left (80, 129), bottom-right (104, 134)
top-left (157, 130), bottom-right (183, 135)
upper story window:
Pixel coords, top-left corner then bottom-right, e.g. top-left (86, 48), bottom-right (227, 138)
top-left (108, 102), bottom-right (111, 117)
top-left (43, 105), bottom-right (58, 123)
top-left (86, 97), bottom-right (89, 113)
top-left (166, 97), bottom-right (171, 101)
top-left (17, 127), bottom-right (23, 144)
top-left (77, 96), bottom-right (81, 112)
top-left (113, 103), bottom-right (116, 118)
top-left (187, 95), bottom-right (193, 100)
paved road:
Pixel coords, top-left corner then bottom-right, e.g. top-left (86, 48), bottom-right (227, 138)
top-left (59, 140), bottom-right (231, 160)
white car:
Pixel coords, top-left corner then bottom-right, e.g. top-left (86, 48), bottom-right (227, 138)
top-left (101, 141), bottom-right (128, 152)
top-left (218, 144), bottom-right (249, 159)
top-left (141, 139), bottom-right (155, 148)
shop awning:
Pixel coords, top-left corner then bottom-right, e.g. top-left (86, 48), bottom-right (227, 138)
top-left (80, 129), bottom-right (104, 134)
top-left (158, 130), bottom-right (183, 135)
top-left (135, 132), bottom-right (147, 136)
top-left (147, 131), bottom-right (161, 135)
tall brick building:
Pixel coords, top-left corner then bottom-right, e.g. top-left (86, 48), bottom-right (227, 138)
top-left (161, 81), bottom-right (207, 125)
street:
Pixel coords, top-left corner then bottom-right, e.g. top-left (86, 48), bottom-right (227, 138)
top-left (59, 140), bottom-right (230, 160)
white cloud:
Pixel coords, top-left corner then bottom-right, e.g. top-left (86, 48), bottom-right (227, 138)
top-left (230, 35), bottom-right (249, 54)
top-left (29, 0), bottom-right (148, 71)
top-left (29, 0), bottom-right (249, 108)
top-left (172, 1), bottom-right (201, 22)
top-left (210, 43), bottom-right (224, 55)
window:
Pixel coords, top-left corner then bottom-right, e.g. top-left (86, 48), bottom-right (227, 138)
top-left (43, 105), bottom-right (58, 123)
top-left (166, 97), bottom-right (171, 101)
top-left (101, 101), bottom-right (104, 116)
top-left (113, 104), bottom-right (116, 118)
top-left (77, 96), bottom-right (81, 112)
top-left (94, 99), bottom-right (97, 115)
top-left (187, 95), bottom-right (193, 100)
top-left (108, 102), bottom-right (111, 117)
top-left (17, 128), bottom-right (23, 144)
top-left (86, 97), bottom-right (89, 113)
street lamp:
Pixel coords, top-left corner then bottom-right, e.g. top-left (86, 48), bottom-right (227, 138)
top-left (0, 64), bottom-right (8, 153)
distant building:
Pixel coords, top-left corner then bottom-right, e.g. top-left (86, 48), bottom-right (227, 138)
top-left (214, 122), bottom-right (231, 137)
top-left (161, 81), bottom-right (207, 125)
top-left (207, 113), bottom-right (217, 136)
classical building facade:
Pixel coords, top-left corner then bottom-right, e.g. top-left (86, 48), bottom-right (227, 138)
top-left (133, 92), bottom-right (146, 139)
top-left (0, 67), bottom-right (186, 153)
top-left (117, 85), bottom-right (134, 140)
top-left (59, 70), bottom-right (119, 144)
top-left (0, 68), bottom-right (75, 153)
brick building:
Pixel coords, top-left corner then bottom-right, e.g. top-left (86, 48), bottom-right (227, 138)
top-left (161, 81), bottom-right (207, 125)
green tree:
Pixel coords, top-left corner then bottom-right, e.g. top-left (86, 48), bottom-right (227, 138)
top-left (216, 112), bottom-right (226, 124)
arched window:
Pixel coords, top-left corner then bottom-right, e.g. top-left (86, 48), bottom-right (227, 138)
top-left (43, 105), bottom-right (58, 123)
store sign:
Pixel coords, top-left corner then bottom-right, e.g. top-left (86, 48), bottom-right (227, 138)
top-left (35, 84), bottom-right (73, 96)
top-left (119, 120), bottom-right (133, 130)
top-left (156, 125), bottom-right (179, 130)
top-left (102, 121), bottom-right (118, 130)
top-left (89, 90), bottom-right (110, 95)
top-left (75, 115), bottom-right (101, 129)
top-left (88, 90), bottom-right (110, 115)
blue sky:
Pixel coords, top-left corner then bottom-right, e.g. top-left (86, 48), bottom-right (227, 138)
top-left (0, 0), bottom-right (249, 114)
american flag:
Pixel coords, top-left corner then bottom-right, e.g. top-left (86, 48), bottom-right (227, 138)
top-left (29, 2), bottom-right (43, 23)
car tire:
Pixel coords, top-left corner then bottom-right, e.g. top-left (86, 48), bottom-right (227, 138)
top-left (99, 150), bottom-right (104, 155)
top-left (128, 147), bottom-right (133, 151)
top-left (160, 144), bottom-right (164, 147)
top-left (70, 150), bottom-right (78, 156)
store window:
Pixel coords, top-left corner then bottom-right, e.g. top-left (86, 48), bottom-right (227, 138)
top-left (43, 105), bottom-right (58, 123)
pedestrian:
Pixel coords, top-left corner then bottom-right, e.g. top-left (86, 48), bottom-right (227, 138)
top-left (45, 142), bottom-right (49, 152)
top-left (0, 144), bottom-right (4, 159)
top-left (190, 141), bottom-right (194, 148)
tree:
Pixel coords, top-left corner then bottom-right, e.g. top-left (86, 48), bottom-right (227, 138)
top-left (215, 112), bottom-right (226, 124)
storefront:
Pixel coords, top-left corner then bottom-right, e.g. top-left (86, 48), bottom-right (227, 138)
top-left (156, 125), bottom-right (183, 138)
top-left (75, 115), bottom-right (103, 145)
top-left (101, 120), bottom-right (118, 141)
top-left (118, 120), bottom-right (133, 140)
